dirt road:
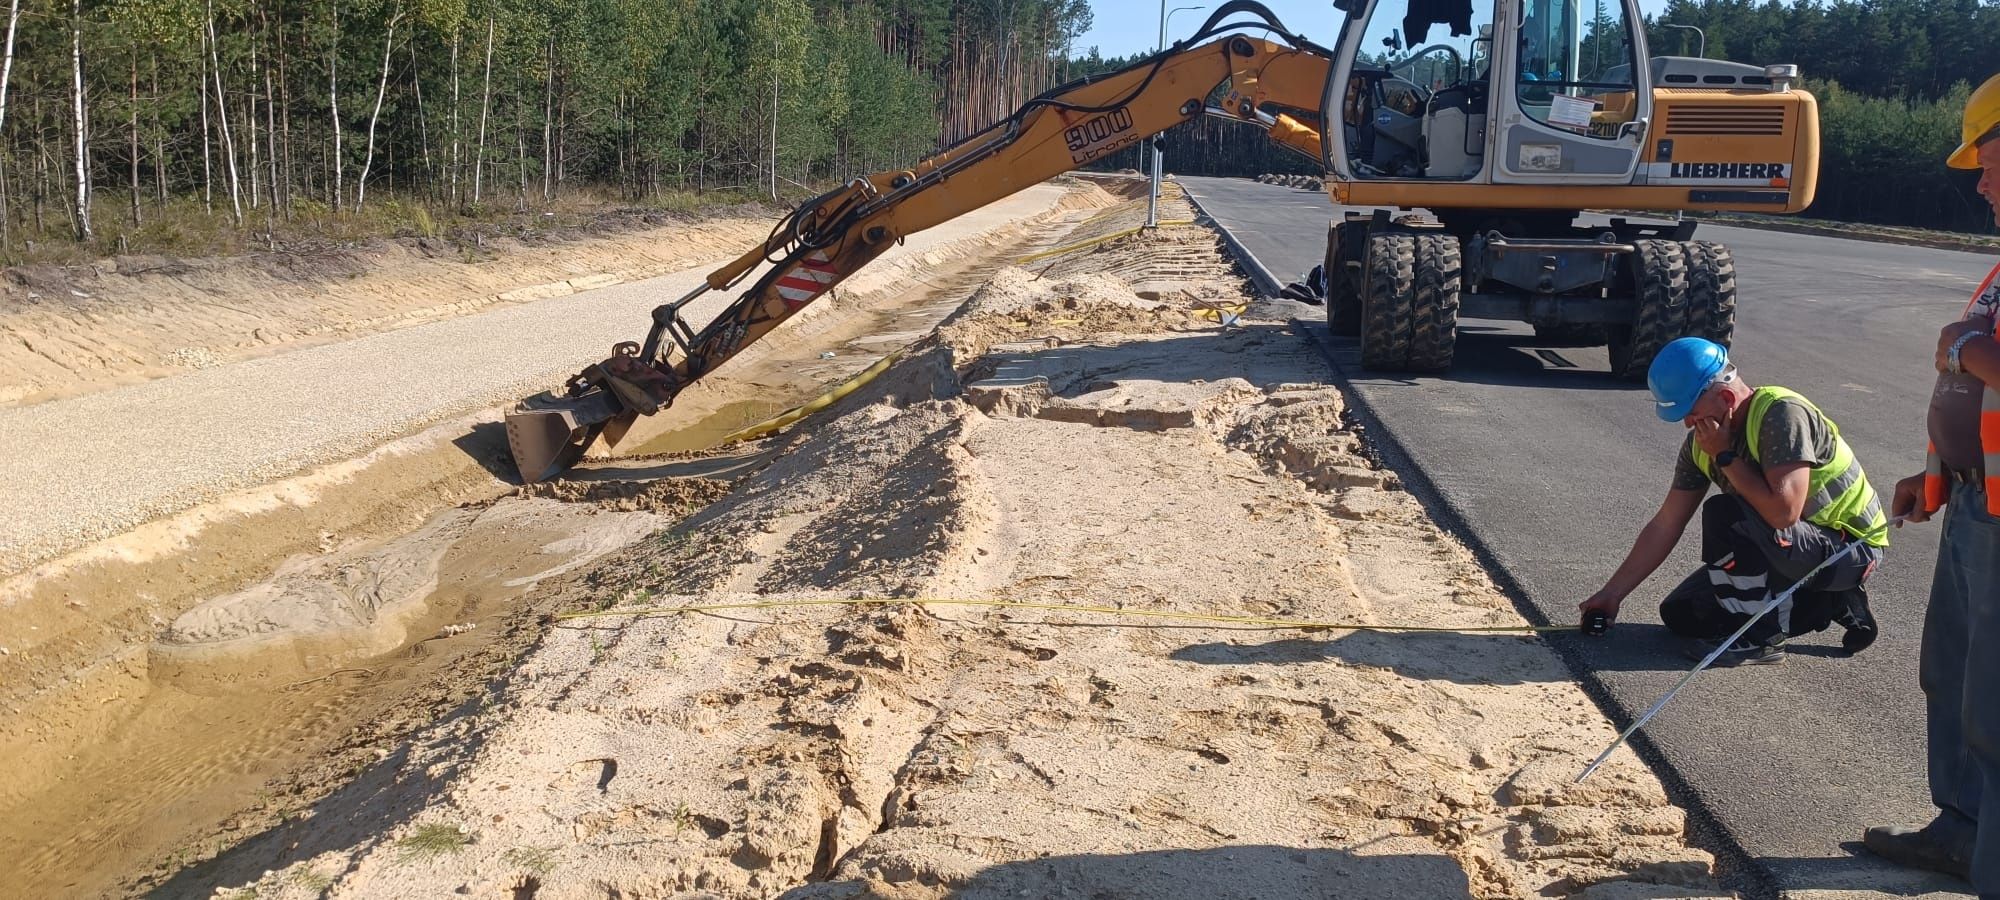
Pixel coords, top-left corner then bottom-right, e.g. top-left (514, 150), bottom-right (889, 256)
top-left (150, 187), bottom-right (1724, 900)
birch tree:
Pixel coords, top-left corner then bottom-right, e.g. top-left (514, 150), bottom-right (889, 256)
top-left (471, 13), bottom-right (489, 203)
top-left (71, 0), bottom-right (90, 241)
top-left (206, 0), bottom-right (242, 224)
top-left (0, 0), bottom-right (21, 245)
top-left (327, 0), bottom-right (342, 211)
top-left (353, 6), bottom-right (400, 210)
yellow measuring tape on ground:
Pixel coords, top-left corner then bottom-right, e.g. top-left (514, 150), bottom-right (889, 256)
top-left (555, 596), bottom-right (1578, 634)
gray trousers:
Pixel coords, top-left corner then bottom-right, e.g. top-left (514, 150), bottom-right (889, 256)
top-left (1659, 494), bottom-right (1880, 646)
top-left (1924, 479), bottom-right (2000, 894)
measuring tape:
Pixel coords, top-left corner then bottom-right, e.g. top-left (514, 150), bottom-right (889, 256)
top-left (556, 595), bottom-right (1578, 634)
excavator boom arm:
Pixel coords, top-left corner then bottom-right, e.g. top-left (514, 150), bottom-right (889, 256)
top-left (505, 1), bottom-right (1332, 483)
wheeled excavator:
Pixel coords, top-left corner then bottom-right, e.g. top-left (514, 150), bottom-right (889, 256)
top-left (506, 0), bottom-right (1820, 483)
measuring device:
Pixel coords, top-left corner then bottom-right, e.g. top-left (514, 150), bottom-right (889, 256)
top-left (1575, 521), bottom-right (1898, 782)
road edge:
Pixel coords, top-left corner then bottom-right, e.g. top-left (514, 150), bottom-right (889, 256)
top-left (1291, 318), bottom-right (1780, 900)
top-left (1184, 193), bottom-right (1781, 899)
top-left (1182, 183), bottom-right (1286, 298)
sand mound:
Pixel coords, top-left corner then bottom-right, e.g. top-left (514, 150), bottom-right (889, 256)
top-left (162, 196), bottom-right (1716, 900)
top-left (931, 267), bottom-right (1203, 363)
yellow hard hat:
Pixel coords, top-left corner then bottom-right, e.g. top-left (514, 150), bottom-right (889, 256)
top-left (1950, 73), bottom-right (2000, 169)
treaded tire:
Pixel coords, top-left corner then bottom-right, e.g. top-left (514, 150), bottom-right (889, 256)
top-left (1326, 222), bottom-right (1366, 336)
top-left (1607, 240), bottom-right (1689, 380)
top-left (1361, 234), bottom-right (1417, 369)
top-left (1406, 233), bottom-right (1462, 371)
top-left (1684, 240), bottom-right (1738, 347)
top-left (1361, 233), bottom-right (1460, 372)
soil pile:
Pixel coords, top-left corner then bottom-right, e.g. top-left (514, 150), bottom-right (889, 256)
top-left (174, 204), bottom-right (1721, 899)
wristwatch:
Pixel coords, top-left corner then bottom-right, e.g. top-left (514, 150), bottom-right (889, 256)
top-left (1947, 330), bottom-right (1986, 374)
top-left (1715, 450), bottom-right (1739, 467)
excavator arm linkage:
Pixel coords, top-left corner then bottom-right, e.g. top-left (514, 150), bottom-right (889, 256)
top-left (506, 1), bottom-right (1333, 482)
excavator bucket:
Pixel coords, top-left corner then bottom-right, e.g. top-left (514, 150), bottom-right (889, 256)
top-left (504, 389), bottom-right (631, 483)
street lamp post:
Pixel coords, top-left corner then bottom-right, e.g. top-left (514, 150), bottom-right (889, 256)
top-left (1149, 3), bottom-right (1205, 228)
top-left (1656, 22), bottom-right (1705, 59)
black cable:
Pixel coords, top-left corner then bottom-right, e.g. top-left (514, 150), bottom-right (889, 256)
top-left (918, 5), bottom-right (1332, 186)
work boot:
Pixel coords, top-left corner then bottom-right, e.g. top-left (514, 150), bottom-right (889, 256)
top-left (1863, 823), bottom-right (1972, 880)
top-left (1684, 636), bottom-right (1786, 667)
top-left (1833, 586), bottom-right (1879, 655)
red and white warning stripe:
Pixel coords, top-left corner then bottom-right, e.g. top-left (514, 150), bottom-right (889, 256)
top-left (774, 250), bottom-right (837, 310)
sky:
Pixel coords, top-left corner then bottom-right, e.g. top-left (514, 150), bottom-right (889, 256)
top-left (1073, 0), bottom-right (1676, 58)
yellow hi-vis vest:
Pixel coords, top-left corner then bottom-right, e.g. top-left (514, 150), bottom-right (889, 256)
top-left (1691, 386), bottom-right (1890, 548)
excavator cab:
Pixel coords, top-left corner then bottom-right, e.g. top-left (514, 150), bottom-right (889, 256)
top-left (1330, 0), bottom-right (1649, 185)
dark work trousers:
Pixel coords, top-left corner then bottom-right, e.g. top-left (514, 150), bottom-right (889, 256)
top-left (1922, 479), bottom-right (2000, 895)
top-left (1658, 494), bottom-right (1882, 647)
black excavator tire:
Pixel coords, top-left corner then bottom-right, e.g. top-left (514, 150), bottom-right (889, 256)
top-left (1683, 240), bottom-right (1738, 348)
top-left (1608, 240), bottom-right (1690, 380)
top-left (1361, 234), bottom-right (1416, 369)
top-left (1326, 221), bottom-right (1367, 336)
top-left (1361, 232), bottom-right (1460, 372)
top-left (1407, 233), bottom-right (1463, 372)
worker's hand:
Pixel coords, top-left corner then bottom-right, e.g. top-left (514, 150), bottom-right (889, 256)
top-left (1691, 416), bottom-right (1732, 457)
top-left (1891, 473), bottom-right (1932, 525)
top-left (1579, 590), bottom-right (1623, 633)
top-left (1937, 319), bottom-right (1992, 372)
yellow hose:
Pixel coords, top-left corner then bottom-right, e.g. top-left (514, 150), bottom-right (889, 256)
top-left (719, 349), bottom-right (906, 445)
top-left (556, 596), bottom-right (1577, 634)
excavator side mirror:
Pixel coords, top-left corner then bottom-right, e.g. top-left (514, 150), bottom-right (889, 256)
top-left (1332, 0), bottom-right (1353, 11)
top-left (1383, 29), bottom-right (1402, 51)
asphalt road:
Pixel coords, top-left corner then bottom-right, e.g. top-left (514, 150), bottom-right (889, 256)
top-left (1182, 175), bottom-right (1989, 898)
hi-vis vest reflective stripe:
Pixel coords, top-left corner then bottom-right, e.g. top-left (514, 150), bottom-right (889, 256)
top-left (1923, 259), bottom-right (2000, 518)
top-left (1693, 387), bottom-right (1891, 547)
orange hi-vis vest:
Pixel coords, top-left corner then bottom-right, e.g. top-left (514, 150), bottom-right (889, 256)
top-left (1924, 259), bottom-right (2000, 517)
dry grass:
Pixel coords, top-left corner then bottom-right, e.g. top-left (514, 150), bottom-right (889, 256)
top-left (394, 822), bottom-right (474, 862)
top-left (287, 866), bottom-right (335, 893)
top-left (501, 845), bottom-right (559, 876)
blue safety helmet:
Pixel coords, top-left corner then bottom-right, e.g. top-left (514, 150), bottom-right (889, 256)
top-left (1647, 337), bottom-right (1729, 422)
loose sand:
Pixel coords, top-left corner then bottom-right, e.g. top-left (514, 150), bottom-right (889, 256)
top-left (0, 180), bottom-right (1119, 899)
top-left (157, 188), bottom-right (1725, 899)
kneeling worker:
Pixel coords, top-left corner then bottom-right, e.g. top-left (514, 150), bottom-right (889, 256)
top-left (1579, 338), bottom-right (1890, 664)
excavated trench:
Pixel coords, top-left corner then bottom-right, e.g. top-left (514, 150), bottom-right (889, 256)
top-left (0, 181), bottom-right (1134, 899)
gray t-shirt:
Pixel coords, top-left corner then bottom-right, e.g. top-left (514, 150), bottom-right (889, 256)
top-left (1672, 397), bottom-right (1835, 495)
